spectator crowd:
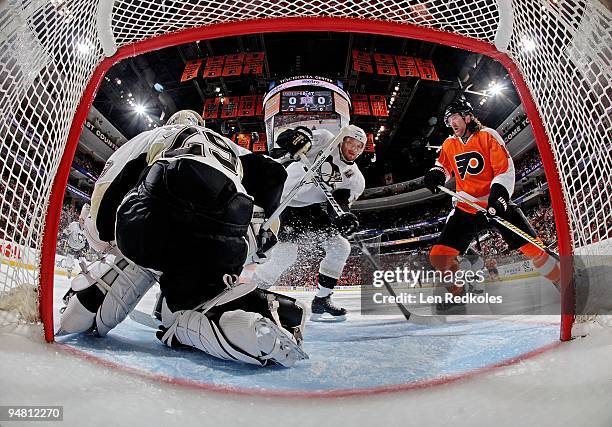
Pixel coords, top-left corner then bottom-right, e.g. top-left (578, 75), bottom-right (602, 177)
top-left (274, 197), bottom-right (558, 288)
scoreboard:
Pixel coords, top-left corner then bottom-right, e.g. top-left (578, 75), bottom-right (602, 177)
top-left (280, 90), bottom-right (334, 112)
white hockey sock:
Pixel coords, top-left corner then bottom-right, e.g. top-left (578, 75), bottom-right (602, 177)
top-left (315, 285), bottom-right (333, 298)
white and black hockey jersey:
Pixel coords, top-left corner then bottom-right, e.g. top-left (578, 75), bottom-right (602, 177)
top-left (282, 129), bottom-right (366, 208)
top-left (96, 125), bottom-right (250, 190)
top-left (92, 125), bottom-right (251, 241)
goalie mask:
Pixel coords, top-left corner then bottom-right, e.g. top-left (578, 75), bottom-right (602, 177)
top-left (166, 109), bottom-right (205, 127)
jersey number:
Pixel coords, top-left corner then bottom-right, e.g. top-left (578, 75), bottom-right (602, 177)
top-left (164, 127), bottom-right (239, 176)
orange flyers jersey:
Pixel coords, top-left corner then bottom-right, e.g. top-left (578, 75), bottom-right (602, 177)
top-left (435, 127), bottom-right (515, 214)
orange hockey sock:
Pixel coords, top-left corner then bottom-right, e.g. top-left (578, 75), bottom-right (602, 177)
top-left (519, 242), bottom-right (560, 284)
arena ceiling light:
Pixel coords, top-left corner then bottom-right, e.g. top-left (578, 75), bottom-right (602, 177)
top-left (134, 104), bottom-right (146, 115)
top-left (488, 82), bottom-right (504, 96)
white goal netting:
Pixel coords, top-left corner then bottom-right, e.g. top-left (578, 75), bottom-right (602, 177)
top-left (0, 0), bottom-right (610, 340)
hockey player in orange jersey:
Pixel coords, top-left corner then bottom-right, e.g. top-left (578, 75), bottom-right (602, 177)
top-left (423, 99), bottom-right (560, 309)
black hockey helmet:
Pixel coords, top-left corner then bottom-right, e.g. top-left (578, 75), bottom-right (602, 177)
top-left (443, 99), bottom-right (474, 127)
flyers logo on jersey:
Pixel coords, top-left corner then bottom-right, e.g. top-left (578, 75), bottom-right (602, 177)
top-left (454, 151), bottom-right (485, 179)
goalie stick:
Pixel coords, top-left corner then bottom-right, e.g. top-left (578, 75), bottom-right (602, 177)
top-left (437, 185), bottom-right (560, 262)
top-left (298, 153), bottom-right (444, 325)
top-left (129, 308), bottom-right (160, 329)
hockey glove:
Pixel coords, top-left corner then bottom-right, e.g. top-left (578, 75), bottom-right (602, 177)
top-left (331, 188), bottom-right (351, 211)
top-left (255, 227), bottom-right (278, 263)
top-left (333, 212), bottom-right (360, 237)
top-left (487, 183), bottom-right (510, 216)
top-left (275, 127), bottom-right (313, 160)
top-left (423, 166), bottom-right (446, 194)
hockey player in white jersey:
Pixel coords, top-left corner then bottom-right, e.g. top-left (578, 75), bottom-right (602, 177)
top-left (63, 215), bottom-right (87, 253)
top-left (254, 124), bottom-right (367, 321)
top-left (61, 206), bottom-right (88, 278)
top-left (59, 110), bottom-right (309, 367)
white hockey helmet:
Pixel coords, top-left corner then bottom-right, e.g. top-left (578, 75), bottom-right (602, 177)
top-left (166, 109), bottom-right (205, 127)
top-left (343, 124), bottom-right (367, 145)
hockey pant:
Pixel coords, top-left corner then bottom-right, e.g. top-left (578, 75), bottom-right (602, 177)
top-left (57, 246), bottom-right (159, 336)
top-left (157, 288), bottom-right (307, 367)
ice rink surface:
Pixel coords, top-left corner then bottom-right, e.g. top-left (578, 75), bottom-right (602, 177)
top-left (1, 272), bottom-right (612, 426)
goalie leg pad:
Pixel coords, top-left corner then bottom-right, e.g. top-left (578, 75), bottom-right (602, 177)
top-left (95, 249), bottom-right (159, 336)
top-left (57, 292), bottom-right (97, 335)
top-left (219, 310), bottom-right (308, 367)
top-left (209, 288), bottom-right (306, 347)
top-left (57, 258), bottom-right (111, 334)
top-left (158, 308), bottom-right (307, 366)
top-left (62, 246), bottom-right (158, 336)
top-left (319, 234), bottom-right (351, 279)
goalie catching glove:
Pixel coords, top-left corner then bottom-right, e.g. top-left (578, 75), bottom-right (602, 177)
top-left (275, 126), bottom-right (313, 160)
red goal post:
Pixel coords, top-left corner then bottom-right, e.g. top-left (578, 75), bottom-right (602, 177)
top-left (0, 1), bottom-right (609, 343)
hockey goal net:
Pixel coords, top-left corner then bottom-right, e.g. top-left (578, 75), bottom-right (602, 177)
top-left (0, 0), bottom-right (609, 342)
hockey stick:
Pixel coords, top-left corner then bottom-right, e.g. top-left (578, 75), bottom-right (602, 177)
top-left (299, 154), bottom-right (444, 325)
top-left (352, 235), bottom-right (446, 325)
top-left (129, 308), bottom-right (160, 329)
top-left (260, 126), bottom-right (350, 230)
top-left (437, 185), bottom-right (560, 262)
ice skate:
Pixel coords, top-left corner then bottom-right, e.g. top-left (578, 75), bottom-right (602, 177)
top-left (310, 294), bottom-right (347, 322)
